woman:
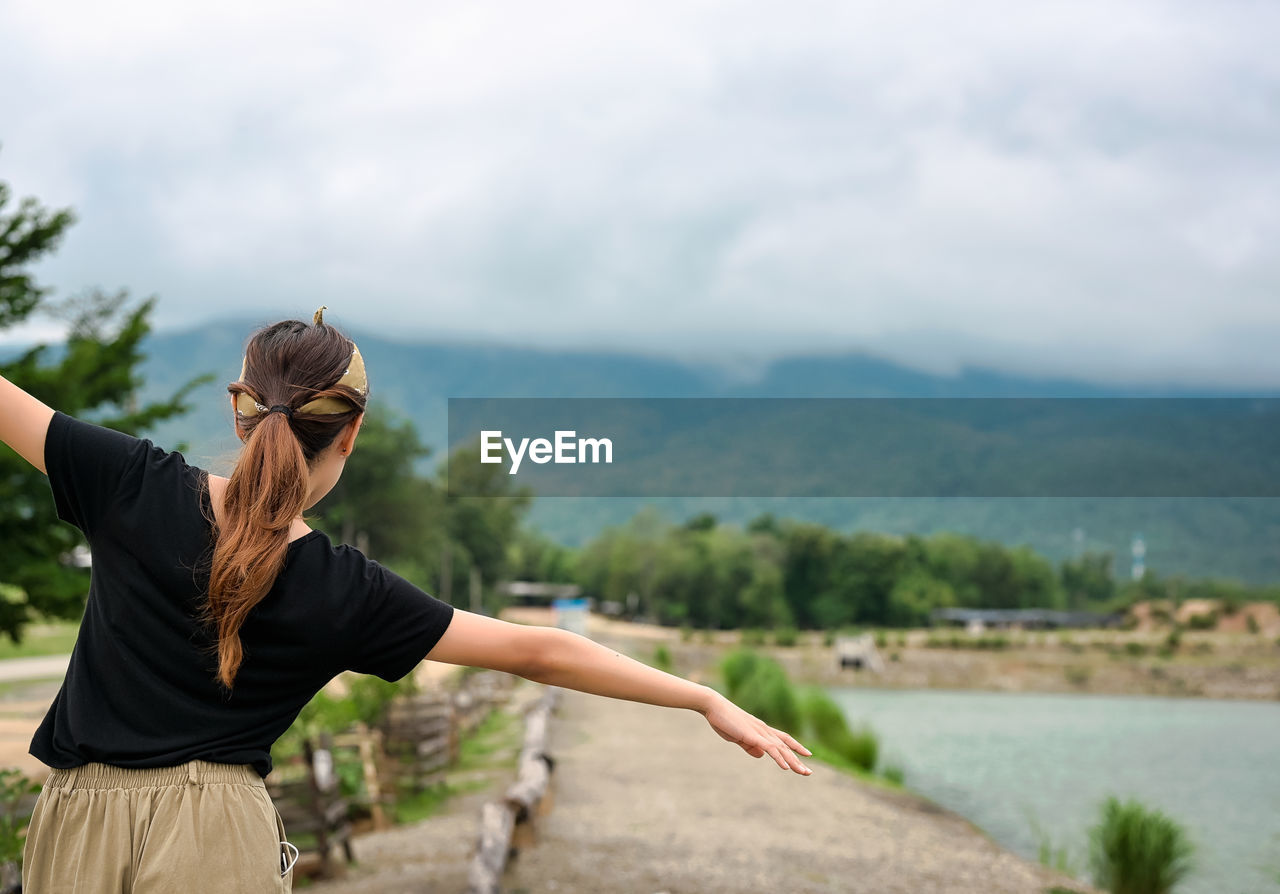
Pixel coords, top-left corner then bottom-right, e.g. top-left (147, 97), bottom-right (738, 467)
top-left (1, 310), bottom-right (811, 893)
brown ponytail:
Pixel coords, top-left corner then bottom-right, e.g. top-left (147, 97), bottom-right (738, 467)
top-left (206, 318), bottom-right (369, 688)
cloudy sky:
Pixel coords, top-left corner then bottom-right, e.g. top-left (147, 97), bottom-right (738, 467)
top-left (2, 0), bottom-right (1278, 385)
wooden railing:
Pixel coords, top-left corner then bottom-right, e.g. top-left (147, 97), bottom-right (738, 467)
top-left (268, 670), bottom-right (515, 880)
top-left (466, 685), bottom-right (561, 894)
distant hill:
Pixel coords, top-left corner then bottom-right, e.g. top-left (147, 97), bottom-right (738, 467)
top-left (16, 318), bottom-right (1278, 583)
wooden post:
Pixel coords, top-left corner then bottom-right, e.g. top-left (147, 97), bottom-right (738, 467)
top-left (465, 687), bottom-right (560, 894)
top-left (353, 722), bottom-right (387, 831)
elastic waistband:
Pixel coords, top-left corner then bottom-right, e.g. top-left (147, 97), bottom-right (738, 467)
top-left (44, 760), bottom-right (264, 791)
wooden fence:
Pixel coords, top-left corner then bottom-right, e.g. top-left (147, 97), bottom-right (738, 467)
top-left (268, 670), bottom-right (515, 880)
top-left (466, 686), bottom-right (561, 894)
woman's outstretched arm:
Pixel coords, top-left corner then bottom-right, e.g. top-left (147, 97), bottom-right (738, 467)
top-left (426, 608), bottom-right (813, 776)
top-left (0, 373), bottom-right (55, 474)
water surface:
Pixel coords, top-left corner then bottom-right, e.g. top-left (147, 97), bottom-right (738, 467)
top-left (829, 687), bottom-right (1280, 894)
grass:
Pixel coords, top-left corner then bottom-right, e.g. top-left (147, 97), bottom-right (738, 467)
top-left (1088, 796), bottom-right (1194, 894)
top-left (455, 708), bottom-right (520, 772)
top-left (393, 706), bottom-right (522, 824)
top-left (393, 776), bottom-right (494, 825)
top-left (0, 620), bottom-right (80, 661)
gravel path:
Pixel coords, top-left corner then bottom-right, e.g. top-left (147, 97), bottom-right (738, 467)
top-left (502, 687), bottom-right (1093, 894)
top-left (305, 635), bottom-right (1092, 894)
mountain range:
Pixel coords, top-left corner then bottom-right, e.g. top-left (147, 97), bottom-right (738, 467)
top-left (30, 319), bottom-right (1280, 583)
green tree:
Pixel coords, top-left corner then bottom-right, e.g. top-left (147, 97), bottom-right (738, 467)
top-left (439, 441), bottom-right (532, 610)
top-left (0, 178), bottom-right (209, 641)
top-left (1061, 551), bottom-right (1117, 609)
top-left (507, 527), bottom-right (576, 583)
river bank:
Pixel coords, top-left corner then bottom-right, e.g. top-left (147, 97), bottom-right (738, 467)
top-left (501, 671), bottom-right (1092, 893)
top-left (532, 610), bottom-right (1280, 701)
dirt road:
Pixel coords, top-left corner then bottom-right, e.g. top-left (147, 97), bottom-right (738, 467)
top-left (498, 686), bottom-right (1091, 894)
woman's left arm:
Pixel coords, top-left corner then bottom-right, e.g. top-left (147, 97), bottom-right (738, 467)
top-left (421, 587), bottom-right (814, 776)
top-left (0, 374), bottom-right (55, 474)
top-left (494, 621), bottom-right (813, 776)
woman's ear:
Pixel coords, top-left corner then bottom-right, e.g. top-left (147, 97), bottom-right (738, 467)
top-left (340, 413), bottom-right (364, 456)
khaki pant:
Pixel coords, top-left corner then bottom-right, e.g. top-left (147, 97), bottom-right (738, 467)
top-left (23, 760), bottom-right (294, 894)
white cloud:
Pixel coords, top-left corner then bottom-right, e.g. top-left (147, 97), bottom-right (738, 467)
top-left (2, 0), bottom-right (1278, 386)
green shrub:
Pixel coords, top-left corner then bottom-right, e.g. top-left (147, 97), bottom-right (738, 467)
top-left (734, 661), bottom-right (801, 733)
top-left (798, 687), bottom-right (849, 743)
top-left (1030, 813), bottom-right (1079, 878)
top-left (795, 687), bottom-right (877, 771)
top-left (773, 626), bottom-right (799, 647)
top-left (1124, 642), bottom-right (1148, 658)
top-left (740, 628), bottom-right (766, 647)
top-left (1184, 612), bottom-right (1217, 631)
top-left (840, 726), bottom-right (879, 772)
top-left (1165, 627), bottom-right (1183, 651)
top-left (0, 767), bottom-right (39, 869)
top-left (652, 644), bottom-right (673, 672)
top-left (874, 631), bottom-right (888, 649)
top-left (822, 629), bottom-right (836, 647)
top-left (881, 764), bottom-right (905, 786)
top-left (348, 673), bottom-right (416, 727)
top-left (720, 648), bottom-right (766, 698)
top-left (1246, 615), bottom-right (1260, 634)
top-left (1088, 796), bottom-right (1194, 894)
top-left (680, 625), bottom-right (694, 642)
top-left (1064, 666), bottom-right (1092, 687)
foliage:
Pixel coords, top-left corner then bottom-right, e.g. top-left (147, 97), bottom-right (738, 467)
top-left (0, 768), bottom-right (39, 868)
top-left (315, 404), bottom-right (438, 565)
top-left (439, 441), bottom-right (532, 609)
top-left (798, 686), bottom-right (878, 772)
top-left (560, 506), bottom-right (1280, 633)
top-left (272, 674), bottom-right (417, 763)
top-left (0, 176), bottom-right (209, 641)
top-left (507, 527), bottom-right (576, 584)
top-left (1088, 796), bottom-right (1194, 894)
top-left (1183, 611), bottom-right (1217, 631)
top-left (720, 648), bottom-right (767, 698)
top-left (718, 650), bottom-right (800, 732)
top-left (797, 686), bottom-right (879, 772)
top-left (773, 626), bottom-right (798, 647)
top-left (311, 412), bottom-right (532, 609)
top-left (881, 764), bottom-right (905, 786)
top-left (651, 644), bottom-right (673, 672)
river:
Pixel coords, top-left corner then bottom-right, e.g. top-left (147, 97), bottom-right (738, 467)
top-left (828, 687), bottom-right (1280, 894)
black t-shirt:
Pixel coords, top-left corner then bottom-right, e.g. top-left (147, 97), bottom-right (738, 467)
top-left (30, 411), bottom-right (456, 778)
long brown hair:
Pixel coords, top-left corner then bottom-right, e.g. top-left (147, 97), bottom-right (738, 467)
top-left (206, 318), bottom-right (368, 688)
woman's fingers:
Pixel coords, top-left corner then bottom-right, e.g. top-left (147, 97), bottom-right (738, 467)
top-left (771, 727), bottom-right (813, 757)
top-left (757, 736), bottom-right (812, 775)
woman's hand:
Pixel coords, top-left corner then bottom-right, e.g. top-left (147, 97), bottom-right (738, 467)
top-left (700, 691), bottom-right (813, 776)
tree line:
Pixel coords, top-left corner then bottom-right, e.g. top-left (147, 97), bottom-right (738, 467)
top-left (511, 509), bottom-right (1280, 630)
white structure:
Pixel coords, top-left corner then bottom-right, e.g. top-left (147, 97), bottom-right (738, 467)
top-left (834, 634), bottom-right (885, 673)
top-left (552, 597), bottom-right (589, 636)
top-left (1131, 532), bottom-right (1146, 581)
